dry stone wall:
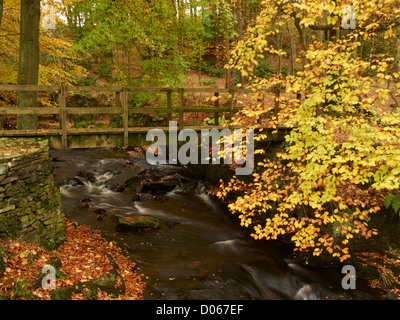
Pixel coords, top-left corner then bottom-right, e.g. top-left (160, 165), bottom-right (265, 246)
top-left (0, 138), bottom-right (65, 249)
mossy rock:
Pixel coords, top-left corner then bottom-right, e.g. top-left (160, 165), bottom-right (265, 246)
top-left (350, 251), bottom-right (400, 290)
top-left (32, 253), bottom-right (68, 291)
top-left (51, 270), bottom-right (125, 300)
top-left (123, 175), bottom-right (143, 201)
top-left (50, 252), bottom-right (125, 300)
top-left (112, 214), bottom-right (160, 231)
top-left (350, 254), bottom-right (381, 281)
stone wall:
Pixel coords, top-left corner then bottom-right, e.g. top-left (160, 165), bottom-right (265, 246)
top-left (0, 138), bottom-right (65, 249)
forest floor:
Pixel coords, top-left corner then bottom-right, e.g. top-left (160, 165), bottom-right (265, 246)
top-left (0, 218), bottom-right (145, 300)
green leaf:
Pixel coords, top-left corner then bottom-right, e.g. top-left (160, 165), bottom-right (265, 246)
top-left (392, 196), bottom-right (400, 213)
top-left (384, 194), bottom-right (400, 213)
top-left (384, 194), bottom-right (395, 209)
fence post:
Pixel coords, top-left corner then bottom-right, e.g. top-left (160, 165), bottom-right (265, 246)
top-left (167, 89), bottom-right (172, 124)
top-left (59, 86), bottom-right (67, 149)
top-left (122, 87), bottom-right (129, 148)
top-left (115, 91), bottom-right (122, 127)
top-left (178, 88), bottom-right (184, 131)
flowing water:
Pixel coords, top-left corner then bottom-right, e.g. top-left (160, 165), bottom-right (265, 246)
top-left (50, 148), bottom-right (385, 300)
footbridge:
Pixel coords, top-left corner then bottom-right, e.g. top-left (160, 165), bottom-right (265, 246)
top-left (0, 85), bottom-right (295, 149)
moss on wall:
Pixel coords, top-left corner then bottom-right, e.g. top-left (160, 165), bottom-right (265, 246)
top-left (0, 138), bottom-right (65, 249)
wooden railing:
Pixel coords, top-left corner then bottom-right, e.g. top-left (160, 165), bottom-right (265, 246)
top-left (0, 85), bottom-right (280, 149)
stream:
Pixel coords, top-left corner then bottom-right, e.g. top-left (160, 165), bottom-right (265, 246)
top-left (50, 148), bottom-right (384, 300)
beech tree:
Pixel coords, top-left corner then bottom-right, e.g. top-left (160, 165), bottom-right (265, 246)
top-left (17, 0), bottom-right (40, 129)
top-left (218, 0), bottom-right (400, 262)
top-left (0, 0), bottom-right (87, 114)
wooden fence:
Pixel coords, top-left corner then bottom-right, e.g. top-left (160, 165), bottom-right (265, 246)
top-left (0, 85), bottom-right (281, 149)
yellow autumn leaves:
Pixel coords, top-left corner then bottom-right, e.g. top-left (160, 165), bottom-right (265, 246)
top-left (0, 0), bottom-right (88, 86)
top-left (217, 0), bottom-right (400, 262)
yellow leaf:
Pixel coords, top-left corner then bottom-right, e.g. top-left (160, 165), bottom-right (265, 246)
top-left (19, 250), bottom-right (30, 258)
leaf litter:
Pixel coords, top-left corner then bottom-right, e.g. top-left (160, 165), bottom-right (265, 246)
top-left (0, 218), bottom-right (146, 300)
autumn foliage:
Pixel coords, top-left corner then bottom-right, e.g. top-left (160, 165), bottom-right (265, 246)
top-left (218, 0), bottom-right (400, 262)
top-left (0, 0), bottom-right (87, 110)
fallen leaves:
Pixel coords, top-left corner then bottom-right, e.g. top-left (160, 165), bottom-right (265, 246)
top-left (0, 217), bottom-right (146, 300)
top-left (356, 250), bottom-right (400, 299)
top-left (0, 145), bottom-right (42, 155)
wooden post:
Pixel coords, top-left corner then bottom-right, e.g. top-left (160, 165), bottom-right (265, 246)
top-left (115, 91), bottom-right (122, 127)
top-left (178, 88), bottom-right (184, 131)
top-left (214, 92), bottom-right (219, 126)
top-left (167, 89), bottom-right (172, 124)
top-left (122, 87), bottom-right (129, 148)
top-left (116, 91), bottom-right (121, 108)
top-left (59, 86), bottom-right (67, 149)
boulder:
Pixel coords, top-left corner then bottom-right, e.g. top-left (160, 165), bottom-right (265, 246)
top-left (112, 214), bottom-right (160, 231)
top-left (138, 193), bottom-right (153, 202)
top-left (77, 170), bottom-right (96, 183)
top-left (50, 269), bottom-right (125, 300)
top-left (141, 179), bottom-right (180, 194)
top-left (123, 176), bottom-right (143, 201)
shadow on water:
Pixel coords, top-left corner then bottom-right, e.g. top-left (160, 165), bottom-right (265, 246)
top-left (50, 148), bottom-right (385, 300)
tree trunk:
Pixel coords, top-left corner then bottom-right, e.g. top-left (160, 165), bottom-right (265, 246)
top-left (17, 0), bottom-right (40, 130)
top-left (236, 0), bottom-right (245, 86)
top-left (287, 22), bottom-right (296, 76)
top-left (390, 36), bottom-right (400, 72)
top-left (0, 0), bottom-right (3, 28)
